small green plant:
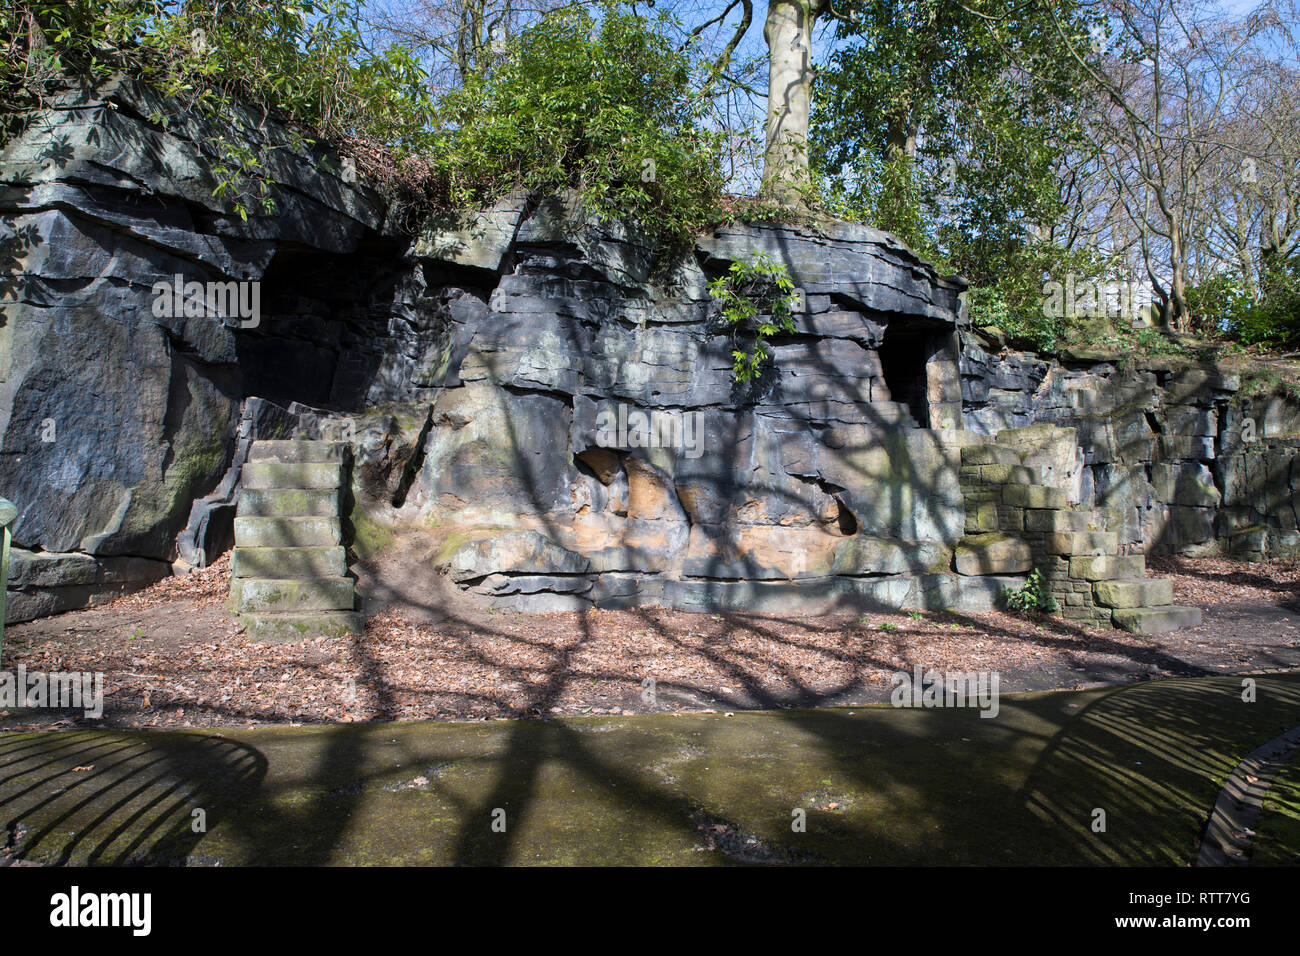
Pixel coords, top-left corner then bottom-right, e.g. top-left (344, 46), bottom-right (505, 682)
top-left (967, 284), bottom-right (1068, 353)
top-left (1241, 367), bottom-right (1284, 398)
top-left (1001, 568), bottom-right (1057, 615)
top-left (1132, 327), bottom-right (1190, 357)
top-left (708, 252), bottom-right (800, 382)
top-left (877, 621), bottom-right (900, 632)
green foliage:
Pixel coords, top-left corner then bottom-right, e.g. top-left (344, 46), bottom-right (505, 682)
top-left (1185, 273), bottom-right (1252, 337)
top-left (968, 283), bottom-right (1064, 353)
top-left (818, 152), bottom-right (936, 260)
top-left (811, 0), bottom-right (1104, 354)
top-left (1131, 327), bottom-right (1189, 357)
top-left (1002, 569), bottom-right (1057, 615)
top-left (708, 252), bottom-right (800, 382)
top-left (811, 0), bottom-right (1095, 250)
top-left (432, 3), bottom-right (724, 244)
top-left (3, 2), bottom-right (724, 240)
top-left (1239, 365), bottom-right (1300, 403)
top-left (3, 1), bottom-right (437, 219)
top-left (1186, 260), bottom-right (1300, 348)
top-left (964, 241), bottom-right (1112, 353)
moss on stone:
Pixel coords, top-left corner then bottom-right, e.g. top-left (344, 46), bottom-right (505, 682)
top-left (349, 504), bottom-right (395, 560)
top-left (4, 674), bottom-right (1299, 865)
top-left (435, 530), bottom-right (473, 565)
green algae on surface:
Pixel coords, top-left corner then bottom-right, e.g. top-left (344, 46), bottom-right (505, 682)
top-left (3, 673), bottom-right (1299, 866)
top-left (1252, 750), bottom-right (1300, 866)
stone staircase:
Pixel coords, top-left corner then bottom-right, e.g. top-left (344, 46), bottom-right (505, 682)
top-left (229, 440), bottom-right (363, 641)
top-left (959, 426), bottom-right (1202, 635)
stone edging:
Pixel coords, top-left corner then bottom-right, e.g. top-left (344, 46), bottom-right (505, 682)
top-left (1197, 722), bottom-right (1300, 866)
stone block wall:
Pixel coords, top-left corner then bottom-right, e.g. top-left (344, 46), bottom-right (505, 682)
top-left (955, 424), bottom-right (1198, 632)
top-left (961, 335), bottom-right (1300, 559)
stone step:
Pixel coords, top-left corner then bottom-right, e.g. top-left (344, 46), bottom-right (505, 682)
top-left (242, 461), bottom-right (341, 490)
top-left (242, 611), bottom-right (365, 643)
top-left (955, 534), bottom-right (1033, 575)
top-left (1069, 554), bottom-right (1147, 580)
top-left (237, 487), bottom-right (340, 518)
top-left (247, 440), bottom-right (346, 463)
top-left (1044, 530), bottom-right (1118, 556)
top-left (1003, 484), bottom-right (1071, 510)
top-left (1024, 508), bottom-right (1098, 533)
top-left (1111, 605), bottom-right (1202, 635)
top-left (233, 516), bottom-right (341, 548)
top-left (1093, 578), bottom-right (1174, 609)
top-left (961, 443), bottom-right (1023, 467)
top-left (232, 577), bottom-right (356, 613)
top-left (232, 546), bottom-right (348, 579)
top-left (961, 464), bottom-right (1038, 486)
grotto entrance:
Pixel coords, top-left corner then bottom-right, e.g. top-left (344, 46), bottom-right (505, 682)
top-left (176, 238), bottom-right (433, 570)
top-left (878, 323), bottom-right (934, 427)
top-left (876, 321), bottom-right (963, 431)
top-left (232, 241), bottom-right (412, 412)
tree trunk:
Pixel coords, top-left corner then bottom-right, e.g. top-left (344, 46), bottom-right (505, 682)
top-left (1169, 221), bottom-right (1190, 333)
top-left (884, 114), bottom-right (917, 163)
top-left (760, 0), bottom-right (821, 206)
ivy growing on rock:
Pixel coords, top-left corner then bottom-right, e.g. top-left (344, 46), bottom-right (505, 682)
top-left (708, 252), bottom-right (800, 382)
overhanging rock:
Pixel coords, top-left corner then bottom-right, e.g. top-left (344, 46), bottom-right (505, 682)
top-left (4, 83), bottom-right (1297, 626)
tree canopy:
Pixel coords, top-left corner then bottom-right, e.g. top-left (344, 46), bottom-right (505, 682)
top-left (5, 0), bottom-right (1298, 347)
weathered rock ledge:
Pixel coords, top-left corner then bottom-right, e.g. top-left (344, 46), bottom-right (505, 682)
top-left (3, 81), bottom-right (1297, 624)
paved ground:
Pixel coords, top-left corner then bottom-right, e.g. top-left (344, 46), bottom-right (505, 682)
top-left (3, 673), bottom-right (1299, 866)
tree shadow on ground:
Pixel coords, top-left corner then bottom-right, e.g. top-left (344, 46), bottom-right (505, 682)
top-left (8, 674), bottom-right (1298, 865)
top-left (0, 730), bottom-right (264, 865)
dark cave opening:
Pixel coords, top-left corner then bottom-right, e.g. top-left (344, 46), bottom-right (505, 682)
top-left (232, 239), bottom-right (416, 413)
top-left (879, 324), bottom-right (933, 428)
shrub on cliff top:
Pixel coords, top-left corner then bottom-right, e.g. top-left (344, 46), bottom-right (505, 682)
top-left (2, 0), bottom-right (437, 219)
top-left (432, 3), bottom-right (725, 244)
top-left (3, 1), bottom-right (725, 242)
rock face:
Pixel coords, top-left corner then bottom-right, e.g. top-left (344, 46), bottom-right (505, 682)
top-left (1, 79), bottom-right (423, 620)
top-left (960, 339), bottom-right (1300, 559)
top-left (3, 81), bottom-right (1298, 624)
top-left (403, 196), bottom-right (974, 613)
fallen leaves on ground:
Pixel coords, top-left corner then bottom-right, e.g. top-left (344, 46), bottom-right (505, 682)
top-left (3, 554), bottom-right (1298, 730)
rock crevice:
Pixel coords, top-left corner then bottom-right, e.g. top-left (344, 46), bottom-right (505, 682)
top-left (4, 83), bottom-right (1299, 624)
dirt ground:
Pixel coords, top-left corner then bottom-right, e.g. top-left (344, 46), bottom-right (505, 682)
top-left (3, 547), bottom-right (1299, 731)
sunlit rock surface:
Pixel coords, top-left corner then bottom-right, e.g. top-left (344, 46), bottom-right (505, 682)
top-left (2, 82), bottom-right (1297, 621)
